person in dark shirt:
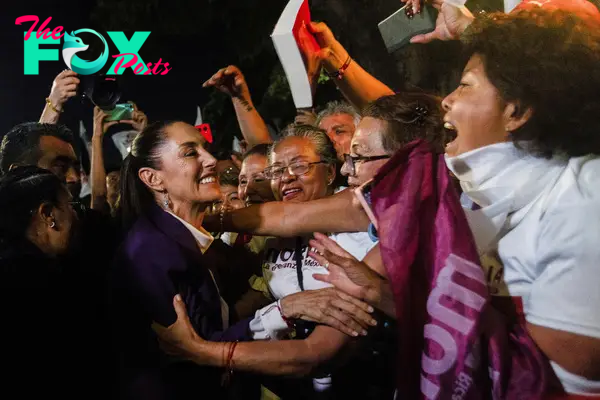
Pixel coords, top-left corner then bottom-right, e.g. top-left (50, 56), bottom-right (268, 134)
top-left (0, 166), bottom-right (111, 399)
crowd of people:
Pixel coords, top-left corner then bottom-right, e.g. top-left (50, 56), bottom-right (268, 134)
top-left (1, 0), bottom-right (600, 399)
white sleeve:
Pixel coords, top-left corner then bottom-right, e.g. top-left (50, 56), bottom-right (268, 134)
top-left (249, 300), bottom-right (291, 340)
top-left (526, 200), bottom-right (600, 339)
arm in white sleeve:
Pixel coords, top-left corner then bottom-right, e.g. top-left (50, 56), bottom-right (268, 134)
top-left (526, 199), bottom-right (600, 394)
top-left (249, 300), bottom-right (291, 340)
top-left (527, 200), bottom-right (600, 338)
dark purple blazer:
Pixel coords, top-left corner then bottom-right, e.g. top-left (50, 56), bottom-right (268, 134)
top-left (111, 205), bottom-right (251, 399)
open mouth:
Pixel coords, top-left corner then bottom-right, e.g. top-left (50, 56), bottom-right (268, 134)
top-left (444, 121), bottom-right (456, 131)
top-left (199, 176), bottom-right (217, 184)
top-left (443, 121), bottom-right (459, 154)
top-left (282, 187), bottom-right (302, 201)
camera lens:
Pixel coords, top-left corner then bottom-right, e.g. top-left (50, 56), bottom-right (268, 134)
top-left (82, 75), bottom-right (122, 110)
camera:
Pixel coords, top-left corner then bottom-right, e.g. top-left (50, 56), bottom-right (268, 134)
top-left (79, 74), bottom-right (122, 111)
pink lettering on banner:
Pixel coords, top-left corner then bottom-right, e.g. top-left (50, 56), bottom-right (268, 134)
top-left (420, 254), bottom-right (488, 400)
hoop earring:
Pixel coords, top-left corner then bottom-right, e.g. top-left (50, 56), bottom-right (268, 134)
top-left (163, 192), bottom-right (170, 209)
top-left (49, 221), bottom-right (56, 229)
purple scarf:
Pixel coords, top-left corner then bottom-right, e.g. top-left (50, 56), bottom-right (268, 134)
top-left (371, 140), bottom-right (560, 399)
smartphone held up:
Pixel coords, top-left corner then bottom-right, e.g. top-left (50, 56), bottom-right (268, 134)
top-left (105, 103), bottom-right (134, 121)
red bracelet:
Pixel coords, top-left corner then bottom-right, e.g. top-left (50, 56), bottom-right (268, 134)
top-left (277, 300), bottom-right (294, 328)
top-left (327, 55), bottom-right (352, 80)
top-left (223, 341), bottom-right (238, 387)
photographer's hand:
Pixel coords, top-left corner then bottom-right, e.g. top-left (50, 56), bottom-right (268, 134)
top-left (119, 102), bottom-right (148, 132)
top-left (40, 70), bottom-right (80, 124)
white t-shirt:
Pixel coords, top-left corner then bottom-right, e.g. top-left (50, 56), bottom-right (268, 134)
top-left (249, 232), bottom-right (377, 340)
top-left (448, 144), bottom-right (600, 395)
top-left (262, 232), bottom-right (376, 300)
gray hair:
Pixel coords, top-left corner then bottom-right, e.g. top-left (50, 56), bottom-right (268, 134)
top-left (269, 124), bottom-right (337, 166)
top-left (315, 101), bottom-right (361, 128)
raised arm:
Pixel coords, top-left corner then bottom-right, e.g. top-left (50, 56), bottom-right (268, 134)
top-left (203, 189), bottom-right (370, 237)
top-left (408, 1), bottom-right (475, 45)
top-left (303, 22), bottom-right (394, 111)
top-left (203, 66), bottom-right (272, 147)
top-left (39, 70), bottom-right (80, 124)
top-left (90, 107), bottom-right (118, 211)
top-left (298, 1), bottom-right (475, 110)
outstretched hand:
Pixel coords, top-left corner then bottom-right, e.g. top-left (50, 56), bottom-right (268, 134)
top-left (280, 287), bottom-right (377, 337)
top-left (309, 233), bottom-right (385, 308)
top-left (48, 70), bottom-right (80, 110)
top-left (409, 0), bottom-right (474, 44)
top-left (304, 22), bottom-right (351, 75)
top-left (203, 65), bottom-right (250, 100)
top-left (152, 295), bottom-right (206, 361)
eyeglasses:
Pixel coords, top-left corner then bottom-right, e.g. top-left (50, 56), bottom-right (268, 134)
top-left (343, 154), bottom-right (391, 176)
top-left (264, 161), bottom-right (327, 180)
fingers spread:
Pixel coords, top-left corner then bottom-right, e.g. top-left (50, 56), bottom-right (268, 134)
top-left (307, 249), bottom-right (334, 269)
top-left (325, 307), bottom-right (366, 336)
top-left (331, 298), bottom-right (375, 329)
top-left (336, 290), bottom-right (374, 314)
top-left (312, 272), bottom-right (332, 284)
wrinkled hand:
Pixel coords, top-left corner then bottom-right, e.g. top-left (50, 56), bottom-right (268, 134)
top-left (295, 109), bottom-right (317, 126)
top-left (309, 233), bottom-right (384, 307)
top-left (410, 0), bottom-right (474, 44)
top-left (203, 65), bottom-right (250, 100)
top-left (48, 70), bottom-right (80, 110)
top-left (119, 102), bottom-right (148, 132)
top-left (93, 106), bottom-right (118, 138)
top-left (306, 22), bottom-right (350, 74)
top-left (280, 287), bottom-right (377, 337)
top-left (152, 295), bottom-right (208, 362)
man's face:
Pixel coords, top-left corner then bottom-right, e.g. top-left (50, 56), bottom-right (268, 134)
top-left (318, 113), bottom-right (357, 162)
top-left (36, 136), bottom-right (80, 198)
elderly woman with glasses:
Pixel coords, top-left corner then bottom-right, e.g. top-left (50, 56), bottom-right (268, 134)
top-left (153, 125), bottom-right (397, 400)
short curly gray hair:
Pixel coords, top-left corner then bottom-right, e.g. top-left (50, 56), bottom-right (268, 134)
top-left (315, 101), bottom-right (361, 128)
top-left (269, 124), bottom-right (337, 166)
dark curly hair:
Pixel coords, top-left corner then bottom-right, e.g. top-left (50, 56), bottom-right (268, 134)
top-left (461, 9), bottom-right (600, 158)
top-left (362, 92), bottom-right (447, 154)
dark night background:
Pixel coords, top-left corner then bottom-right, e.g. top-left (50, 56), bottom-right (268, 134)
top-left (0, 0), bottom-right (529, 172)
